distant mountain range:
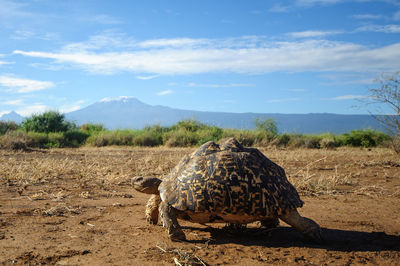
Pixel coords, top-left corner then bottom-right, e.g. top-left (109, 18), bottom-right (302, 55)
top-left (0, 111), bottom-right (24, 124)
top-left (0, 96), bottom-right (385, 134)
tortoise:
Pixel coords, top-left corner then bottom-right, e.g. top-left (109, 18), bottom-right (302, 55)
top-left (132, 138), bottom-right (322, 243)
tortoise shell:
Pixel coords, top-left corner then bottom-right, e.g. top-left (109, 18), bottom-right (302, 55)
top-left (159, 138), bottom-right (303, 218)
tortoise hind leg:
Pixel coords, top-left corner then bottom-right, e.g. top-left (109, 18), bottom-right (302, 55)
top-left (159, 201), bottom-right (186, 241)
top-left (279, 209), bottom-right (323, 243)
top-left (145, 194), bottom-right (161, 224)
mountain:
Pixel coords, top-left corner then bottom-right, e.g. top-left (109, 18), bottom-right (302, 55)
top-left (66, 96), bottom-right (385, 134)
top-left (0, 111), bottom-right (24, 124)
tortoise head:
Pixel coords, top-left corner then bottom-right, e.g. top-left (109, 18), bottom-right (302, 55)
top-left (131, 176), bottom-right (162, 195)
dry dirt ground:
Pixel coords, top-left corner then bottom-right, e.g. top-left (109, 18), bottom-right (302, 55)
top-left (1, 146), bottom-right (400, 265)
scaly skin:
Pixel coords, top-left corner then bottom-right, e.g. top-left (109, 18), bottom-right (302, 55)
top-left (145, 194), bottom-right (161, 224)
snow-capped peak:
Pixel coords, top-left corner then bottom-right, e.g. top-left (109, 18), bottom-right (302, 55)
top-left (99, 96), bottom-right (135, 103)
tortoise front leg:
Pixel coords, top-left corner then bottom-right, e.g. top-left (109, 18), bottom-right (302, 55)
top-left (279, 209), bottom-right (323, 243)
top-left (145, 194), bottom-right (161, 224)
top-left (159, 201), bottom-right (186, 241)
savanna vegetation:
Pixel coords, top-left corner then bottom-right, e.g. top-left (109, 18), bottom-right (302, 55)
top-left (0, 111), bottom-right (394, 151)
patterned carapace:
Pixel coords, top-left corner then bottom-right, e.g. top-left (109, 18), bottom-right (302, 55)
top-left (159, 138), bottom-right (303, 221)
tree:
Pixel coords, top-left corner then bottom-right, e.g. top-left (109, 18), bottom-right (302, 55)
top-left (254, 117), bottom-right (278, 136)
top-left (366, 72), bottom-right (400, 153)
top-left (22, 111), bottom-right (76, 133)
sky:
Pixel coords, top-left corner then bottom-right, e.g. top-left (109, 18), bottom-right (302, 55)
top-left (1, 0), bottom-right (400, 117)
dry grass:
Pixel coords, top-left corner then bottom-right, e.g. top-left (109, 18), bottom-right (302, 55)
top-left (156, 243), bottom-right (208, 266)
top-left (0, 147), bottom-right (188, 187)
top-left (1, 146), bottom-right (399, 197)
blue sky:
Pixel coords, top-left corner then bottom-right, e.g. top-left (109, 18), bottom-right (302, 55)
top-left (1, 0), bottom-right (400, 117)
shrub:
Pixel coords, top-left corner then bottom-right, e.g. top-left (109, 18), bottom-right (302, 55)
top-left (221, 129), bottom-right (257, 146)
top-left (0, 130), bottom-right (30, 150)
top-left (80, 123), bottom-right (106, 133)
top-left (26, 132), bottom-right (49, 147)
top-left (254, 117), bottom-right (278, 137)
top-left (342, 130), bottom-right (376, 148)
top-left (132, 131), bottom-right (163, 146)
top-left (163, 130), bottom-right (199, 147)
top-left (320, 137), bottom-right (336, 149)
top-left (288, 134), bottom-right (305, 148)
top-left (46, 132), bottom-right (64, 148)
top-left (173, 119), bottom-right (206, 132)
top-left (304, 136), bottom-right (321, 149)
top-left (86, 130), bottom-right (143, 147)
top-left (273, 134), bottom-right (291, 148)
top-left (197, 126), bottom-right (223, 145)
top-left (0, 121), bottom-right (19, 135)
top-left (22, 111), bottom-right (75, 133)
top-left (63, 130), bottom-right (90, 147)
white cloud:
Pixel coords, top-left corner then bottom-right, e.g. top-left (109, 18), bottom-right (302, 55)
top-left (187, 83), bottom-right (254, 88)
top-left (10, 30), bottom-right (59, 41)
top-left (287, 30), bottom-right (343, 38)
top-left (320, 73), bottom-right (377, 85)
top-left (296, 0), bottom-right (343, 6)
top-left (79, 14), bottom-right (122, 25)
top-left (0, 0), bottom-right (32, 19)
top-left (267, 98), bottom-right (300, 103)
top-left (0, 60), bottom-right (13, 66)
top-left (330, 95), bottom-right (367, 100)
top-left (59, 100), bottom-right (85, 113)
top-left (16, 103), bottom-right (48, 116)
top-left (139, 38), bottom-right (207, 48)
top-left (353, 14), bottom-right (383, 20)
top-left (0, 75), bottom-right (54, 93)
top-left (61, 32), bottom-right (137, 53)
top-left (0, 110), bottom-right (12, 117)
top-left (0, 54), bottom-right (14, 66)
top-left (13, 36), bottom-right (400, 75)
top-left (157, 90), bottom-right (173, 96)
top-left (285, 88), bottom-right (307, 92)
top-left (268, 4), bottom-right (290, 12)
top-left (10, 30), bottom-right (35, 40)
top-left (356, 24), bottom-right (400, 33)
top-left (2, 99), bottom-right (23, 105)
top-left (136, 75), bottom-right (159, 80)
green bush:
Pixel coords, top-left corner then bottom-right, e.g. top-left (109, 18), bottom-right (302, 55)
top-left (86, 130), bottom-right (138, 147)
top-left (221, 129), bottom-right (258, 146)
top-left (63, 130), bottom-right (90, 147)
top-left (46, 132), bottom-right (64, 148)
top-left (273, 134), bottom-right (291, 148)
top-left (341, 129), bottom-right (389, 148)
top-left (22, 111), bottom-right (75, 133)
top-left (26, 132), bottom-right (49, 147)
top-left (2, 118), bottom-right (393, 149)
top-left (254, 117), bottom-right (278, 137)
top-left (197, 126), bottom-right (223, 145)
top-left (163, 129), bottom-right (199, 147)
top-left (172, 119), bottom-right (206, 132)
top-left (132, 131), bottom-right (163, 146)
top-left (80, 123), bottom-right (106, 134)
